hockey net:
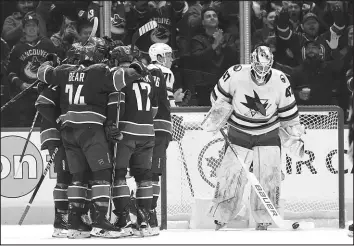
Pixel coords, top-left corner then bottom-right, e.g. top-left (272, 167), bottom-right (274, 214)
top-left (156, 106), bottom-right (346, 229)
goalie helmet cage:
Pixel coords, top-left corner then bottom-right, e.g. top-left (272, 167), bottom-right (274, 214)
top-left (158, 105), bottom-right (345, 230)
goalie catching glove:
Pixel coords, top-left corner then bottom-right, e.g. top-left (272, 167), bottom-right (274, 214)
top-left (104, 120), bottom-right (123, 144)
top-left (278, 123), bottom-right (306, 158)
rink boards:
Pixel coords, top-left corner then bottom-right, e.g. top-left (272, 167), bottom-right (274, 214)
top-left (1, 126), bottom-right (353, 226)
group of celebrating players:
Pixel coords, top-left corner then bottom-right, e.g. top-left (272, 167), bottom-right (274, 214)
top-left (32, 29), bottom-right (353, 238)
top-left (35, 37), bottom-right (184, 239)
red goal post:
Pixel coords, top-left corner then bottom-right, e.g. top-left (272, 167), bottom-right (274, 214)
top-left (158, 105), bottom-right (346, 230)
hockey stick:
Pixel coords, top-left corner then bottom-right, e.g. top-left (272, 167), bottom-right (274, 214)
top-left (108, 92), bottom-right (122, 221)
top-left (18, 147), bottom-right (59, 225)
top-left (1, 80), bottom-right (40, 112)
top-left (177, 141), bottom-right (195, 197)
top-left (83, 16), bottom-right (98, 46)
top-left (130, 20), bottom-right (158, 53)
top-left (15, 110), bottom-right (40, 178)
top-left (219, 129), bottom-right (315, 230)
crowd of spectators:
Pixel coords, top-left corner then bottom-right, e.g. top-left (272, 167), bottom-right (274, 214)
top-left (0, 0), bottom-right (353, 128)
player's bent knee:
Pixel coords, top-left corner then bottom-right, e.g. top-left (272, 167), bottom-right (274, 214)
top-left (92, 168), bottom-right (112, 183)
top-left (56, 171), bottom-right (72, 185)
top-left (55, 182), bottom-right (69, 189)
top-left (133, 168), bottom-right (152, 183)
top-left (152, 173), bottom-right (160, 183)
top-left (72, 171), bottom-right (90, 184)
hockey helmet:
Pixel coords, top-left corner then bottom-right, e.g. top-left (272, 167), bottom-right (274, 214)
top-left (110, 45), bottom-right (140, 65)
top-left (148, 43), bottom-right (173, 67)
top-left (250, 45), bottom-right (274, 85)
top-left (65, 37), bottom-right (109, 65)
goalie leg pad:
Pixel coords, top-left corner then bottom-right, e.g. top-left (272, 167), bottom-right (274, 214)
top-left (207, 144), bottom-right (253, 224)
top-left (250, 146), bottom-right (281, 225)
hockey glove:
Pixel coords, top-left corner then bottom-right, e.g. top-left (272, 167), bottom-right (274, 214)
top-left (104, 121), bottom-right (123, 144)
top-left (129, 61), bottom-right (149, 77)
top-left (46, 53), bottom-right (60, 67)
top-left (37, 82), bottom-right (48, 94)
top-left (279, 123), bottom-right (306, 158)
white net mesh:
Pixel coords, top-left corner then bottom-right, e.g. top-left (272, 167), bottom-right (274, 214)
top-left (155, 107), bottom-right (344, 228)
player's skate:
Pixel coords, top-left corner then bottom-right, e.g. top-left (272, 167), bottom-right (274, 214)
top-left (149, 209), bottom-right (160, 236)
top-left (90, 205), bottom-right (121, 238)
top-left (52, 209), bottom-right (68, 238)
top-left (67, 211), bottom-right (91, 239)
top-left (214, 220), bottom-right (227, 231)
top-left (113, 210), bottom-right (134, 237)
top-left (133, 207), bottom-right (151, 237)
top-left (349, 223), bottom-right (353, 237)
top-left (255, 223), bottom-right (272, 231)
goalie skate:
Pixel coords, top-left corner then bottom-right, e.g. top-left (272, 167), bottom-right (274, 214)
top-left (214, 220), bottom-right (227, 231)
top-left (255, 223), bottom-right (272, 231)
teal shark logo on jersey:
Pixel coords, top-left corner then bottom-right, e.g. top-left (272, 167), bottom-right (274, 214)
top-left (241, 90), bottom-right (270, 117)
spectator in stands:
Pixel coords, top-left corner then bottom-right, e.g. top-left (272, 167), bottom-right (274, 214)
top-left (0, 38), bottom-right (12, 127)
top-left (276, 5), bottom-right (346, 67)
top-left (126, 1), bottom-right (186, 56)
top-left (290, 40), bottom-right (344, 106)
top-left (190, 7), bottom-right (238, 76)
top-left (51, 15), bottom-right (79, 59)
top-left (252, 9), bottom-right (277, 52)
top-left (1, 1), bottom-right (53, 48)
top-left (7, 12), bottom-right (57, 127)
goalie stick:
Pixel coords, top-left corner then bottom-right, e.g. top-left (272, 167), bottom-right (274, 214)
top-left (219, 129), bottom-right (315, 230)
top-left (18, 147), bottom-right (59, 225)
top-left (130, 20), bottom-right (158, 53)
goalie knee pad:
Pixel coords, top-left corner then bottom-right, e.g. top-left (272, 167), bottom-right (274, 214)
top-left (208, 144), bottom-right (251, 224)
top-left (136, 180), bottom-right (153, 211)
top-left (250, 146), bottom-right (281, 224)
top-left (112, 169), bottom-right (130, 213)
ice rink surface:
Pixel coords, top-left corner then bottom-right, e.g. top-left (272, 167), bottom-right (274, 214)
top-left (1, 225), bottom-right (353, 244)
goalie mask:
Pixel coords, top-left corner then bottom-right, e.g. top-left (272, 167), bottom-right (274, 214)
top-left (148, 43), bottom-right (174, 68)
top-left (250, 45), bottom-right (274, 85)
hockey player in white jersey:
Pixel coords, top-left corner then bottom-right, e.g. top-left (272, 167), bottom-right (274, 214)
top-left (206, 45), bottom-right (305, 230)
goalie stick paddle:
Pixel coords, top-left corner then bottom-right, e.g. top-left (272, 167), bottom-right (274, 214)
top-left (219, 129), bottom-right (315, 230)
top-left (18, 147), bottom-right (59, 225)
top-left (15, 110), bottom-right (40, 178)
top-left (130, 20), bottom-right (158, 53)
top-left (1, 80), bottom-right (40, 112)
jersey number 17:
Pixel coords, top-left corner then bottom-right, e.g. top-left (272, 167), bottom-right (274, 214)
top-left (133, 83), bottom-right (151, 111)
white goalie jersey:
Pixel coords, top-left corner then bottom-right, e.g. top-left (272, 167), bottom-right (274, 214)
top-left (211, 64), bottom-right (300, 135)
